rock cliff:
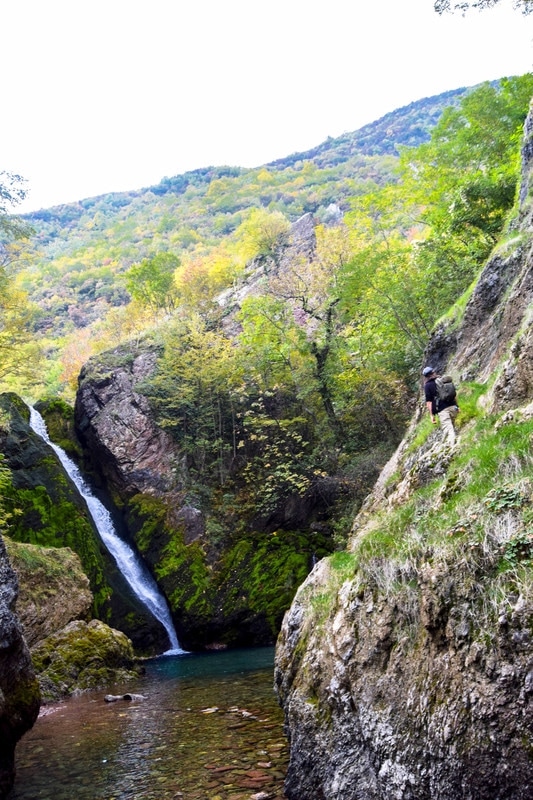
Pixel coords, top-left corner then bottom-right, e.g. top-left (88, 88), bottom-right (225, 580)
top-left (0, 536), bottom-right (40, 800)
top-left (274, 108), bottom-right (533, 797)
top-left (0, 392), bottom-right (168, 652)
top-left (72, 218), bottom-right (343, 651)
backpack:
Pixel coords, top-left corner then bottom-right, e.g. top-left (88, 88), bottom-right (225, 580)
top-left (435, 375), bottom-right (456, 407)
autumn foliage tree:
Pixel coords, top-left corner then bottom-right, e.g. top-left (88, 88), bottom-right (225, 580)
top-left (0, 171), bottom-right (40, 389)
top-left (124, 252), bottom-right (181, 313)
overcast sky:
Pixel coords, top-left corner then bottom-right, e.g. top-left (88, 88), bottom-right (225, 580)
top-left (2, 0), bottom-right (532, 213)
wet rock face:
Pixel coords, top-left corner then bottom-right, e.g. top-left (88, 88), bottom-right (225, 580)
top-left (275, 559), bottom-right (533, 800)
top-left (0, 535), bottom-right (40, 799)
top-left (75, 347), bottom-right (178, 497)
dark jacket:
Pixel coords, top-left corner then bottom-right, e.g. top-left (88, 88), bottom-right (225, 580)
top-left (424, 377), bottom-right (456, 415)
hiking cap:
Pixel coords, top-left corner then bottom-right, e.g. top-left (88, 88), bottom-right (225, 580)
top-left (422, 366), bottom-right (435, 376)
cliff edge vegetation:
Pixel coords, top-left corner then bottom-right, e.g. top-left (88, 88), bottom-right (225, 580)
top-left (274, 101), bottom-right (533, 799)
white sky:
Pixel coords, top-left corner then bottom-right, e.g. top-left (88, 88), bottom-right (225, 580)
top-left (2, 0), bottom-right (532, 213)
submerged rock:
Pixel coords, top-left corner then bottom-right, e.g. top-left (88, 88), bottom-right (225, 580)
top-left (0, 535), bottom-right (40, 799)
top-left (104, 692), bottom-right (147, 702)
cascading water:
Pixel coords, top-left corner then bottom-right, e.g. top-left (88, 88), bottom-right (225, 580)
top-left (29, 406), bottom-right (185, 655)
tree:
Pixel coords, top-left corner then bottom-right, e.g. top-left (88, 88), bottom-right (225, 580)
top-left (235, 209), bottom-right (291, 262)
top-left (0, 454), bottom-right (13, 532)
top-left (266, 225), bottom-right (352, 437)
top-left (124, 252), bottom-right (180, 313)
top-left (0, 172), bottom-right (40, 388)
top-left (146, 313), bottom-right (244, 487)
top-left (341, 76), bottom-right (533, 381)
top-left (0, 171), bottom-right (32, 267)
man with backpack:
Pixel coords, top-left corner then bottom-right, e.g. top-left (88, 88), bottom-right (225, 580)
top-left (423, 366), bottom-right (459, 445)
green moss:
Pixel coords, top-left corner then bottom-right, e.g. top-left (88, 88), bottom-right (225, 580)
top-left (0, 393), bottom-right (119, 617)
top-left (219, 535), bottom-right (311, 636)
top-left (4, 674), bottom-right (41, 723)
top-left (6, 484), bottom-right (111, 616)
top-left (128, 493), bottom-right (216, 619)
top-left (160, 538), bottom-right (215, 615)
top-left (128, 490), bottom-right (334, 645)
top-left (36, 397), bottom-right (82, 459)
top-left (31, 620), bottom-right (139, 701)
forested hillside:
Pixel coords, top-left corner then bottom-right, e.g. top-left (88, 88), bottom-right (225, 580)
top-left (0, 77), bottom-right (532, 646)
top-left (6, 86), bottom-right (477, 395)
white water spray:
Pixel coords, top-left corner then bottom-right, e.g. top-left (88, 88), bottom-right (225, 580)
top-left (29, 407), bottom-right (185, 655)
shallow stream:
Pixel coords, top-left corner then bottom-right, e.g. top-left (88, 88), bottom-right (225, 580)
top-left (10, 647), bottom-right (288, 800)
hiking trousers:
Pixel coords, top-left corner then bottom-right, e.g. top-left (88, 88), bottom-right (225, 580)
top-left (439, 406), bottom-right (458, 445)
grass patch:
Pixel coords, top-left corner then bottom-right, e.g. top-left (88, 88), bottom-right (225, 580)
top-left (455, 382), bottom-right (487, 427)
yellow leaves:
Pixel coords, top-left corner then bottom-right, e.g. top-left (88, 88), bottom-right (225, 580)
top-left (0, 282), bottom-right (42, 385)
top-left (256, 168), bottom-right (274, 184)
top-left (206, 177), bottom-right (232, 198)
top-left (175, 244), bottom-right (244, 309)
top-left (58, 328), bottom-right (94, 392)
top-left (233, 208), bottom-right (290, 261)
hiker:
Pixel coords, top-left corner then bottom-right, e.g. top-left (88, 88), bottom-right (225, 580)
top-left (423, 366), bottom-right (459, 445)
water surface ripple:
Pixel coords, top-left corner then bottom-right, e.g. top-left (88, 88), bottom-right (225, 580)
top-left (11, 648), bottom-right (288, 800)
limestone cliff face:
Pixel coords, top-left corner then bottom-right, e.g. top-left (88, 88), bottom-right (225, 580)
top-left (276, 547), bottom-right (533, 799)
top-left (0, 535), bottom-right (40, 800)
top-left (274, 108), bottom-right (533, 798)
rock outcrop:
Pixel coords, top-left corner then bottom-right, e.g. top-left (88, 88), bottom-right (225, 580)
top-left (31, 619), bottom-right (139, 703)
top-left (75, 347), bottom-right (178, 498)
top-left (3, 537), bottom-right (141, 703)
top-left (0, 535), bottom-right (40, 800)
top-left (274, 107), bottom-right (533, 798)
top-left (71, 217), bottom-right (342, 651)
top-left (73, 343), bottom-right (338, 650)
top-left (276, 541), bottom-right (533, 799)
top-left (4, 539), bottom-right (92, 647)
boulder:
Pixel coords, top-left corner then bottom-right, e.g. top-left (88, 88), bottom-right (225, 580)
top-left (275, 551), bottom-right (533, 799)
top-left (30, 618), bottom-right (140, 702)
top-left (75, 347), bottom-right (178, 497)
top-left (4, 538), bottom-right (92, 647)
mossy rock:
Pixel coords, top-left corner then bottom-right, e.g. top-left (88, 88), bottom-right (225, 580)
top-left (31, 619), bottom-right (141, 702)
top-left (127, 491), bottom-right (331, 649)
top-left (4, 537), bottom-right (92, 647)
top-left (35, 397), bottom-right (83, 460)
top-left (0, 393), bottom-right (167, 653)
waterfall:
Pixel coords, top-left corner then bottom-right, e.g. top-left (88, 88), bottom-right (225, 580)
top-left (29, 406), bottom-right (185, 655)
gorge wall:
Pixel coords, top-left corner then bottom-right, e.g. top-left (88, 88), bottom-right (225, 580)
top-left (0, 537), bottom-right (40, 799)
top-left (273, 108), bottom-right (533, 797)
